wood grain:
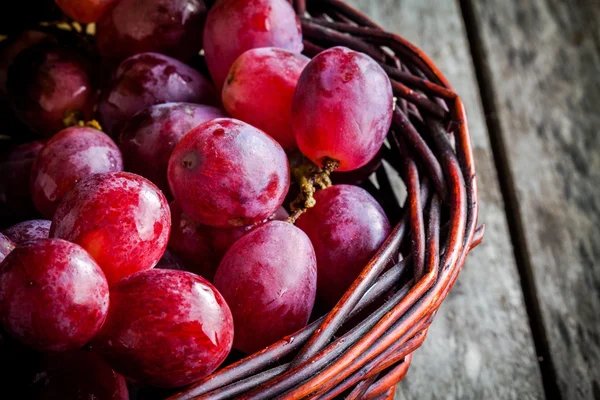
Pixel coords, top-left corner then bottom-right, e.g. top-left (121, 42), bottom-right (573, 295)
top-left (466, 0), bottom-right (600, 398)
top-left (345, 0), bottom-right (545, 398)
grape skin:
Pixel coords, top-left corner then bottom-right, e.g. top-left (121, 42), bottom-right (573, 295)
top-left (97, 53), bottom-right (216, 136)
top-left (222, 47), bottom-right (309, 150)
top-left (2, 220), bottom-right (51, 245)
top-left (51, 172), bottom-right (171, 285)
top-left (291, 46), bottom-right (393, 171)
top-left (119, 102), bottom-right (226, 197)
top-left (96, 0), bottom-right (207, 63)
top-left (203, 0), bottom-right (303, 89)
top-left (0, 233), bottom-right (15, 263)
top-left (296, 185), bottom-right (391, 307)
top-left (168, 118), bottom-right (290, 228)
top-left (7, 43), bottom-right (95, 137)
top-left (214, 221), bottom-right (317, 353)
top-left (55, 0), bottom-right (118, 23)
top-left (0, 239), bottom-right (109, 352)
top-left (92, 269), bottom-right (234, 388)
top-left (30, 127), bottom-right (123, 219)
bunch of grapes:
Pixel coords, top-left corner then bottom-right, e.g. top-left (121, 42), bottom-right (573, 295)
top-left (0, 0), bottom-right (395, 397)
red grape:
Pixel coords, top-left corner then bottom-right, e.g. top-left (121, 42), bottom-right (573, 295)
top-left (96, 0), bottom-right (207, 63)
top-left (3, 220), bottom-right (51, 245)
top-left (0, 238), bottom-right (109, 352)
top-left (203, 0), bottom-right (303, 89)
top-left (296, 185), bottom-right (391, 306)
top-left (214, 221), bottom-right (317, 353)
top-left (0, 233), bottom-right (15, 263)
top-left (7, 43), bottom-right (95, 137)
top-left (30, 127), bottom-right (123, 218)
top-left (55, 0), bottom-right (118, 23)
top-left (50, 172), bottom-right (171, 285)
top-left (168, 118), bottom-right (290, 228)
top-left (0, 141), bottom-right (45, 227)
top-left (93, 269), bottom-right (233, 388)
top-left (331, 149), bottom-right (383, 185)
top-left (97, 53), bottom-right (216, 136)
top-left (29, 350), bottom-right (128, 400)
top-left (292, 46), bottom-right (393, 171)
top-left (222, 47), bottom-right (309, 150)
top-left (120, 103), bottom-right (226, 196)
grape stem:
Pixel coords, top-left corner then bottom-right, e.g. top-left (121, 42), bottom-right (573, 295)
top-left (63, 111), bottom-right (103, 131)
top-left (286, 157), bottom-right (339, 224)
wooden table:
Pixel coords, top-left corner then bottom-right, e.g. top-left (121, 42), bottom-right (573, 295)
top-left (347, 1), bottom-right (600, 399)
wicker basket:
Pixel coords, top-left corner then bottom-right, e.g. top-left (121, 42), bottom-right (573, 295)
top-left (2, 0), bottom-right (482, 398)
top-left (169, 1), bottom-right (482, 399)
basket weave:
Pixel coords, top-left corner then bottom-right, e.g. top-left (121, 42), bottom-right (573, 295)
top-left (170, 1), bottom-right (482, 399)
top-left (2, 0), bottom-right (482, 398)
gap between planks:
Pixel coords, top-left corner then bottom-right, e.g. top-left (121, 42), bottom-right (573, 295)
top-left (457, 0), bottom-right (560, 399)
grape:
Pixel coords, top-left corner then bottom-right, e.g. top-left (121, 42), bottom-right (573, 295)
top-left (0, 141), bottom-right (45, 227)
top-left (120, 103), bottom-right (226, 196)
top-left (0, 238), bottom-right (109, 352)
top-left (55, 0), bottom-right (118, 23)
top-left (96, 0), bottom-right (207, 63)
top-left (295, 185), bottom-right (391, 306)
top-left (30, 127), bottom-right (123, 219)
top-left (3, 220), bottom-right (51, 245)
top-left (50, 172), bottom-right (171, 285)
top-left (97, 53), bottom-right (216, 136)
top-left (168, 201), bottom-right (284, 280)
top-left (203, 0), bottom-right (303, 89)
top-left (0, 233), bottom-right (15, 263)
top-left (92, 269), bottom-right (233, 388)
top-left (28, 350), bottom-right (128, 400)
top-left (214, 221), bottom-right (317, 353)
top-left (291, 46), bottom-right (393, 171)
top-left (222, 47), bottom-right (309, 150)
top-left (0, 30), bottom-right (53, 97)
top-left (168, 118), bottom-right (290, 228)
top-left (7, 43), bottom-right (95, 137)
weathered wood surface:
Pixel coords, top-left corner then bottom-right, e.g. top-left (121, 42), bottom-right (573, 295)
top-left (346, 1), bottom-right (545, 398)
top-left (466, 0), bottom-right (600, 398)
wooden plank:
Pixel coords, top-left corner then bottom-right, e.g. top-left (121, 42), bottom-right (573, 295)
top-left (345, 1), bottom-right (545, 398)
top-left (465, 0), bottom-right (600, 398)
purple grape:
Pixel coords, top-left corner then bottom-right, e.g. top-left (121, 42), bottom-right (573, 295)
top-left (97, 53), bottom-right (216, 136)
top-left (2, 220), bottom-right (51, 245)
top-left (96, 0), bottom-right (207, 64)
top-left (7, 43), bottom-right (96, 137)
top-left (30, 127), bottom-right (123, 218)
top-left (119, 103), bottom-right (226, 196)
top-left (296, 185), bottom-right (391, 306)
top-left (214, 221), bottom-right (317, 353)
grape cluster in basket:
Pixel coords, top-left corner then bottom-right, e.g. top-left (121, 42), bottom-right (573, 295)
top-left (0, 0), bottom-right (395, 397)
